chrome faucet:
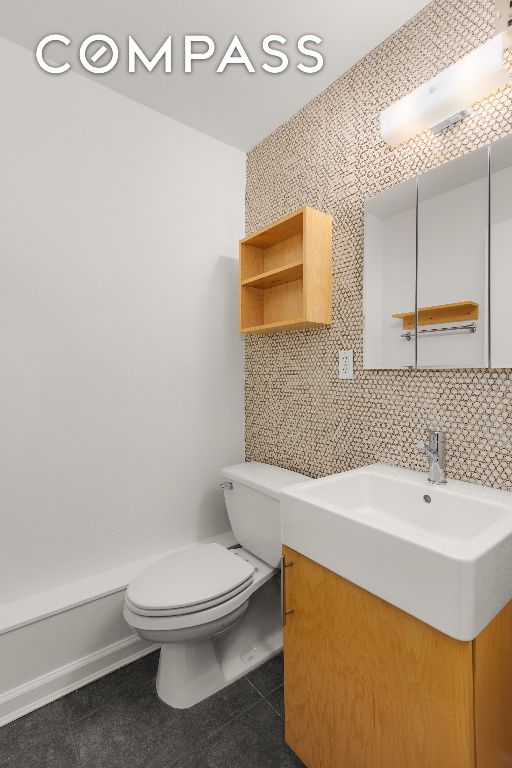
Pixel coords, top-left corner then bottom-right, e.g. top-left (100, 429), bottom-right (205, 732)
top-left (417, 430), bottom-right (447, 485)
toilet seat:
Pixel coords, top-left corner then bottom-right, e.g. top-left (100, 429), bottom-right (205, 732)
top-left (124, 576), bottom-right (254, 633)
top-left (125, 576), bottom-right (254, 617)
top-left (123, 546), bottom-right (276, 635)
top-left (126, 543), bottom-right (255, 617)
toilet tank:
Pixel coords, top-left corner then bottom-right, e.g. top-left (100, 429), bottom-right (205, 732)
top-left (221, 462), bottom-right (308, 568)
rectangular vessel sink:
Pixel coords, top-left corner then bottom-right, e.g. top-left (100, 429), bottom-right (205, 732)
top-left (281, 464), bottom-right (512, 640)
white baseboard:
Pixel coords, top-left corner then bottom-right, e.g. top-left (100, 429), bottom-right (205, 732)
top-left (0, 635), bottom-right (159, 727)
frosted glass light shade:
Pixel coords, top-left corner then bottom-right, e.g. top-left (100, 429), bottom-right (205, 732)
top-left (380, 34), bottom-right (511, 147)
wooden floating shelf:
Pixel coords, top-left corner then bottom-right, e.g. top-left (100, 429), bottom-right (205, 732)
top-left (241, 260), bottom-right (303, 290)
top-left (392, 301), bottom-right (479, 330)
top-left (240, 319), bottom-right (320, 334)
top-left (240, 206), bottom-right (332, 334)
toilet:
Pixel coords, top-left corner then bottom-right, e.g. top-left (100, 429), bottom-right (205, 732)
top-left (123, 461), bottom-right (308, 709)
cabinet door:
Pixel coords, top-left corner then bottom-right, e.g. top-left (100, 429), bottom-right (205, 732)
top-left (417, 147), bottom-right (489, 369)
top-left (283, 546), bottom-right (475, 768)
top-left (490, 132), bottom-right (512, 367)
top-left (474, 601), bottom-right (512, 768)
top-left (363, 178), bottom-right (417, 370)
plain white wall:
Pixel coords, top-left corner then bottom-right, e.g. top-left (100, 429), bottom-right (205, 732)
top-left (0, 37), bottom-right (246, 604)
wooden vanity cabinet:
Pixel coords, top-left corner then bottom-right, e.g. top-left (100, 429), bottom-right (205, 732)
top-left (282, 546), bottom-right (512, 768)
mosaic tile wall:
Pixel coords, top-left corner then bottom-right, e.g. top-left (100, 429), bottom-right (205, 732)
top-left (245, 0), bottom-right (512, 489)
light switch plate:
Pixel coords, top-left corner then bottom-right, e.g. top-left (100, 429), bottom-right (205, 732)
top-left (339, 350), bottom-right (354, 380)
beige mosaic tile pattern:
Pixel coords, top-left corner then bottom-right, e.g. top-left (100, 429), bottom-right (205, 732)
top-left (245, 0), bottom-right (512, 488)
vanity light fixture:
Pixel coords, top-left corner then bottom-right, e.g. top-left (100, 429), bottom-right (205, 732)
top-left (380, 32), bottom-right (511, 146)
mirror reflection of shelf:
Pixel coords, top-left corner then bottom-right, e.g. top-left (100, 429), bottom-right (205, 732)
top-left (392, 301), bottom-right (479, 330)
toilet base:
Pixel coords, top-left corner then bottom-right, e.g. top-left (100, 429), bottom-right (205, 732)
top-left (155, 575), bottom-right (283, 709)
top-left (157, 638), bottom-right (227, 708)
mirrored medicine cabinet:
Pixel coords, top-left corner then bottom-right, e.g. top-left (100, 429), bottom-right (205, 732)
top-left (363, 132), bottom-right (512, 369)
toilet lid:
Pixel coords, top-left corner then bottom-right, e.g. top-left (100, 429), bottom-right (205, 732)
top-left (126, 543), bottom-right (255, 612)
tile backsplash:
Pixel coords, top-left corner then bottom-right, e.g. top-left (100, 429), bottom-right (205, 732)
top-left (245, 0), bottom-right (512, 489)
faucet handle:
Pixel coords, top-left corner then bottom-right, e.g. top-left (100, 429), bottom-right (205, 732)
top-left (417, 439), bottom-right (427, 455)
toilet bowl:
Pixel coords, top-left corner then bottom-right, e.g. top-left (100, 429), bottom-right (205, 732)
top-left (123, 462), bottom-right (308, 708)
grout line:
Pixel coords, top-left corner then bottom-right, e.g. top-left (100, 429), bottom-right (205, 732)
top-left (262, 682), bottom-right (284, 698)
top-left (243, 675), bottom-right (267, 698)
top-left (263, 697), bottom-right (284, 721)
top-left (246, 678), bottom-right (284, 699)
top-left (261, 684), bottom-right (284, 720)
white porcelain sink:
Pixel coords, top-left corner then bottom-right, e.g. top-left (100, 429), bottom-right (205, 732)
top-left (281, 464), bottom-right (512, 640)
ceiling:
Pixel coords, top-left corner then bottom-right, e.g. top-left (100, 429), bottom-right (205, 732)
top-left (1, 0), bottom-right (430, 150)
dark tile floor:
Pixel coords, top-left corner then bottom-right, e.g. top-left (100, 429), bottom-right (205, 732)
top-left (0, 651), bottom-right (305, 768)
